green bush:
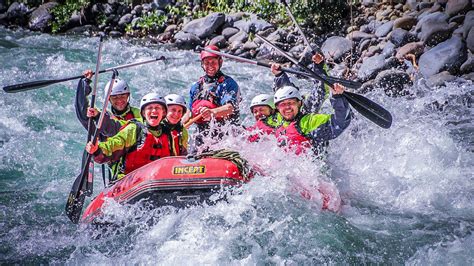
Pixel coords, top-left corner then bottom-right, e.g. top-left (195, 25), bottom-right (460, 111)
top-left (50, 0), bottom-right (89, 33)
top-left (127, 10), bottom-right (167, 36)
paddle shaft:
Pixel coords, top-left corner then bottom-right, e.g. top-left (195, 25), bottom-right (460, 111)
top-left (184, 113), bottom-right (204, 129)
top-left (255, 34), bottom-right (392, 129)
top-left (84, 36), bottom-right (104, 196)
top-left (65, 71), bottom-right (117, 224)
top-left (280, 0), bottom-right (313, 53)
top-left (3, 56), bottom-right (167, 93)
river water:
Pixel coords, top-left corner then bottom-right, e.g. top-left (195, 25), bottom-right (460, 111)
top-left (0, 27), bottom-right (473, 264)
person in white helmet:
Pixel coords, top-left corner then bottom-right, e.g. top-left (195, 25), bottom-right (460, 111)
top-left (246, 94), bottom-right (276, 142)
top-left (75, 69), bottom-right (141, 138)
top-left (163, 93), bottom-right (188, 155)
top-left (85, 93), bottom-right (174, 180)
top-left (272, 82), bottom-right (351, 156)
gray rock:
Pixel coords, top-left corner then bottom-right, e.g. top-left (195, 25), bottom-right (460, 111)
top-left (109, 30), bottom-right (123, 38)
top-left (463, 11), bottom-right (474, 38)
top-left (363, 20), bottom-right (382, 33)
top-left (426, 71), bottom-right (457, 87)
top-left (460, 51), bottom-right (474, 73)
top-left (382, 41), bottom-right (396, 57)
top-left (228, 30), bottom-right (248, 44)
top-left (347, 31), bottom-right (376, 42)
top-left (118, 14), bottom-right (133, 28)
top-left (7, 2), bottom-right (28, 20)
top-left (406, 0), bottom-right (418, 11)
top-left (329, 63), bottom-right (348, 78)
top-left (233, 16), bottom-right (273, 33)
top-left (174, 31), bottom-right (202, 49)
top-left (243, 41), bottom-right (258, 50)
top-left (419, 36), bottom-right (467, 77)
top-left (28, 2), bottom-right (58, 32)
top-left (419, 21), bottom-right (452, 46)
top-left (390, 28), bottom-right (417, 47)
top-left (321, 36), bottom-right (353, 62)
top-left (415, 11), bottom-right (448, 32)
top-left (357, 54), bottom-right (392, 81)
top-left (374, 69), bottom-right (412, 96)
top-left (449, 14), bottom-right (465, 24)
top-left (222, 27), bottom-right (239, 40)
top-left (183, 13), bottom-right (225, 39)
top-left (66, 25), bottom-right (94, 35)
top-left (375, 21), bottom-right (394, 37)
top-left (164, 24), bottom-right (177, 33)
top-left (445, 0), bottom-right (471, 17)
top-left (393, 16), bottom-right (417, 30)
top-left (133, 5), bottom-right (143, 16)
top-left (103, 3), bottom-right (114, 16)
top-left (396, 41), bottom-right (425, 60)
top-left (209, 35), bottom-right (227, 48)
top-left (358, 39), bottom-right (371, 53)
top-left (467, 27), bottom-right (474, 52)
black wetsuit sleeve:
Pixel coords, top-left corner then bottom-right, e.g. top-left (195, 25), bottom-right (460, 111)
top-left (309, 95), bottom-right (352, 143)
top-left (75, 78), bottom-right (93, 131)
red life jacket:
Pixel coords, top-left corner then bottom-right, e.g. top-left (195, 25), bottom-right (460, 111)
top-left (191, 75), bottom-right (226, 124)
top-left (123, 123), bottom-right (173, 174)
top-left (274, 116), bottom-right (312, 155)
top-left (247, 120), bottom-right (276, 142)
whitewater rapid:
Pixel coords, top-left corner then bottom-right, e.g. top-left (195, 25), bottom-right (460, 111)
top-left (0, 27), bottom-right (473, 264)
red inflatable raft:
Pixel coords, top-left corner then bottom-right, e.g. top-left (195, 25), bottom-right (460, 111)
top-left (81, 155), bottom-right (251, 223)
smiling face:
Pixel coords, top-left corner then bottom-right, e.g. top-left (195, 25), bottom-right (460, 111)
top-left (251, 105), bottom-right (272, 121)
top-left (143, 103), bottom-right (166, 127)
top-left (109, 93), bottom-right (130, 112)
top-left (201, 57), bottom-right (222, 77)
top-left (166, 104), bottom-right (185, 125)
top-left (276, 98), bottom-right (301, 121)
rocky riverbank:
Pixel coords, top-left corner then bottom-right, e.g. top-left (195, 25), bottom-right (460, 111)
top-left (1, 0), bottom-right (473, 96)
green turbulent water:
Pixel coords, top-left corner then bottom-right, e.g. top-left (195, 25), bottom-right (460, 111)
top-left (0, 26), bottom-right (473, 264)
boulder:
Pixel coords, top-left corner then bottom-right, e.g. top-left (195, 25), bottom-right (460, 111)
top-left (357, 54), bottom-right (392, 81)
top-left (419, 21), bottom-right (452, 46)
top-left (118, 13), bottom-right (133, 28)
top-left (153, 0), bottom-right (172, 10)
top-left (228, 30), bottom-right (248, 44)
top-left (109, 30), bottom-right (123, 38)
top-left (209, 35), bottom-right (227, 48)
top-left (6, 2), bottom-right (28, 24)
top-left (445, 0), bottom-right (471, 17)
top-left (375, 21), bottom-right (394, 38)
top-left (374, 69), bottom-right (412, 97)
top-left (390, 28), bottom-right (417, 47)
top-left (395, 41), bottom-right (425, 60)
top-left (393, 16), bottom-right (417, 30)
top-left (467, 27), bottom-right (474, 52)
top-left (418, 36), bottom-right (467, 77)
top-left (462, 72), bottom-right (474, 81)
top-left (233, 16), bottom-right (273, 33)
top-left (460, 51), bottom-right (474, 73)
top-left (347, 30), bottom-right (376, 42)
top-left (463, 11), bottom-right (474, 38)
top-left (222, 27), bottom-right (239, 40)
top-left (182, 13), bottom-right (225, 39)
top-left (243, 41), bottom-right (258, 50)
top-left (321, 36), bottom-right (353, 62)
top-left (382, 41), bottom-right (396, 57)
top-left (415, 12), bottom-right (448, 32)
top-left (28, 2), bottom-right (58, 32)
top-left (173, 31), bottom-right (202, 49)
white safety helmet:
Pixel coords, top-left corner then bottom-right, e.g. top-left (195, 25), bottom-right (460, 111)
top-left (274, 86), bottom-right (302, 105)
top-left (165, 94), bottom-right (187, 112)
top-left (104, 78), bottom-right (130, 96)
top-left (250, 94), bottom-right (275, 110)
top-left (140, 92), bottom-right (167, 114)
